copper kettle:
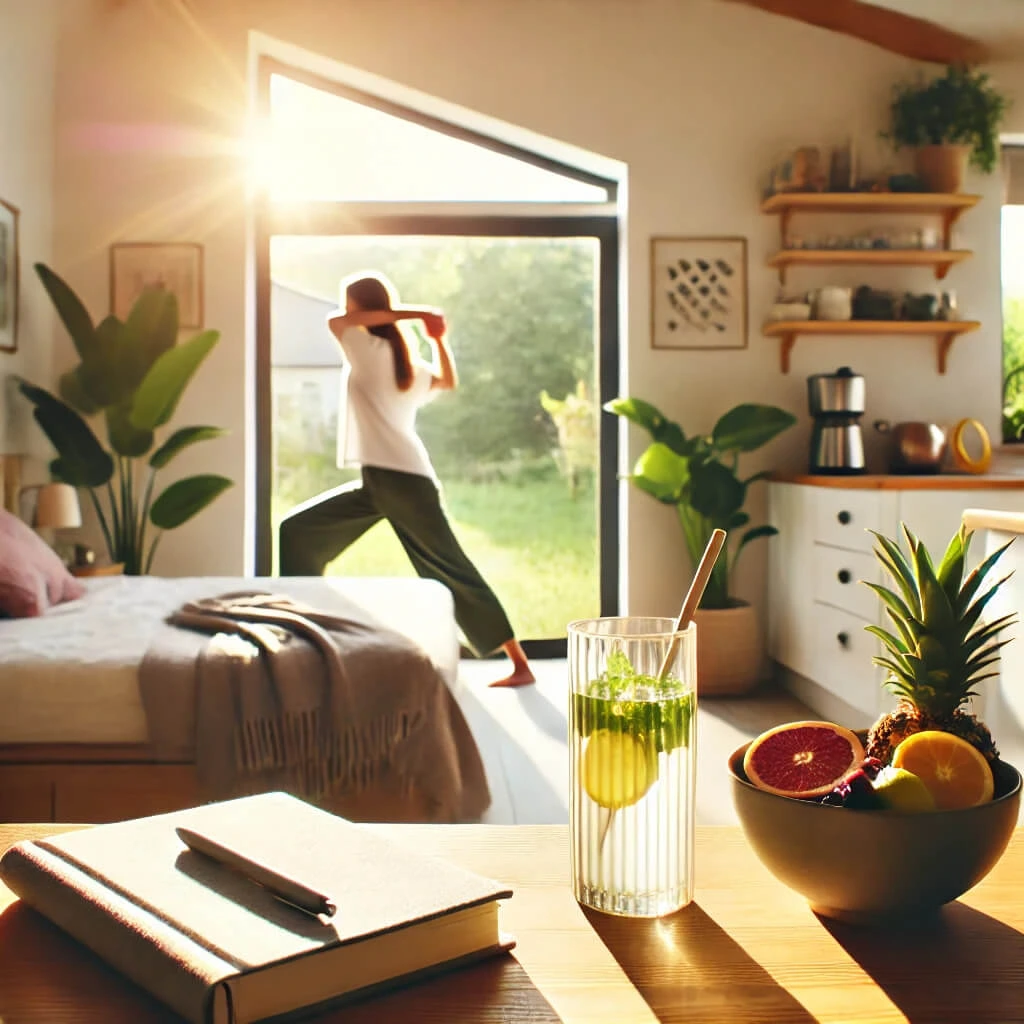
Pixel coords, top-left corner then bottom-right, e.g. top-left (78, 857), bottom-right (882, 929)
top-left (874, 421), bottom-right (947, 474)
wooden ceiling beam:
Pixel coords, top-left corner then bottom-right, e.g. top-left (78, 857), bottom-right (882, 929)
top-left (723, 0), bottom-right (991, 65)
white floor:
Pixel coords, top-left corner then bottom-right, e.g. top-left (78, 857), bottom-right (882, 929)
top-left (454, 657), bottom-right (816, 826)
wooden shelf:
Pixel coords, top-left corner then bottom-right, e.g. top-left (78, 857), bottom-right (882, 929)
top-left (761, 192), bottom-right (980, 249)
top-left (767, 248), bottom-right (971, 284)
top-left (773, 473), bottom-right (1024, 491)
top-left (763, 319), bottom-right (981, 374)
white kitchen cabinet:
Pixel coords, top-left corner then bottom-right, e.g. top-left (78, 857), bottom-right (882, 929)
top-left (768, 478), bottom-right (1024, 726)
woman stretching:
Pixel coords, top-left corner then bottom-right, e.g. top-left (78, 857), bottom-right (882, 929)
top-left (278, 272), bottom-right (535, 688)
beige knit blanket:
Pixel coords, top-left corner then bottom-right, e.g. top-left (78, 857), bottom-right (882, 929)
top-left (138, 591), bottom-right (489, 822)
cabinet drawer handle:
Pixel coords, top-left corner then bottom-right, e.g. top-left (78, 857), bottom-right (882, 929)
top-left (837, 510), bottom-right (852, 525)
top-left (837, 631), bottom-right (850, 649)
top-left (837, 569), bottom-right (852, 584)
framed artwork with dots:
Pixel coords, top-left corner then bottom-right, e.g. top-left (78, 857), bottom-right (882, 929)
top-left (650, 236), bottom-right (747, 351)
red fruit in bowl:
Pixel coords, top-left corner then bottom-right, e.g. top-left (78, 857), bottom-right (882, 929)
top-left (820, 764), bottom-right (884, 809)
top-left (743, 721), bottom-right (865, 800)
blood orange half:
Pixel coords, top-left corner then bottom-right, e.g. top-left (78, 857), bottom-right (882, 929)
top-left (743, 721), bottom-right (865, 800)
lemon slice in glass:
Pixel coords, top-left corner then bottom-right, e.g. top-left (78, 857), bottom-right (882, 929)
top-left (582, 729), bottom-right (658, 809)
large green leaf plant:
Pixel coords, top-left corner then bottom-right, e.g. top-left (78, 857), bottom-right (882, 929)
top-left (606, 398), bottom-right (796, 609)
top-left (16, 263), bottom-right (232, 575)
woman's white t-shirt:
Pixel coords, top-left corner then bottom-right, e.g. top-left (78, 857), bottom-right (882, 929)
top-left (334, 324), bottom-right (439, 481)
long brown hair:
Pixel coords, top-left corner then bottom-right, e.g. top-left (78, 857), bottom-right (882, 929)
top-left (342, 273), bottom-right (414, 391)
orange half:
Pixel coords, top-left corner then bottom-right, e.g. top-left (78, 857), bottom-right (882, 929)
top-left (891, 731), bottom-right (995, 810)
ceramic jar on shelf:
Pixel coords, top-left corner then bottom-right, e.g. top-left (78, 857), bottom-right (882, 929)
top-left (811, 286), bottom-right (853, 321)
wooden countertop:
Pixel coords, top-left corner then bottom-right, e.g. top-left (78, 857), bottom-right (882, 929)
top-left (5, 822), bottom-right (1024, 1022)
top-left (962, 508), bottom-right (1024, 535)
top-left (772, 472), bottom-right (1024, 490)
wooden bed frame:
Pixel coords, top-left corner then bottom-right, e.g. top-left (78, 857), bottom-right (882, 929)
top-left (0, 743), bottom-right (444, 824)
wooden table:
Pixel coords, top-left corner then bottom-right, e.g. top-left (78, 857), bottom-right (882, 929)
top-left (3, 823), bottom-right (1024, 1023)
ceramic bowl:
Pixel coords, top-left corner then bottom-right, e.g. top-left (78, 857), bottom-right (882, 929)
top-left (728, 741), bottom-right (1021, 925)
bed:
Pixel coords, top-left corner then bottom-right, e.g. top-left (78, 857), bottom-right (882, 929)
top-left (0, 572), bottom-right (485, 825)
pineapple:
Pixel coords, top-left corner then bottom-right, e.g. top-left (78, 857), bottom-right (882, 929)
top-left (863, 523), bottom-right (1017, 765)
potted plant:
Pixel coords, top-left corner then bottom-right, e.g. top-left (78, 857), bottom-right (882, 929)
top-left (886, 64), bottom-right (1009, 193)
top-left (605, 397), bottom-right (796, 694)
top-left (16, 263), bottom-right (232, 575)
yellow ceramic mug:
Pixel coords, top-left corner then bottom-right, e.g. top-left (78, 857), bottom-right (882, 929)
top-left (950, 418), bottom-right (992, 474)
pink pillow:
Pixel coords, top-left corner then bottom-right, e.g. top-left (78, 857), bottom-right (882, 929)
top-left (0, 508), bottom-right (86, 617)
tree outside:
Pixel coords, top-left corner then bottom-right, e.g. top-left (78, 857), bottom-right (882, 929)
top-left (270, 235), bottom-right (600, 641)
top-left (1002, 207), bottom-right (1024, 442)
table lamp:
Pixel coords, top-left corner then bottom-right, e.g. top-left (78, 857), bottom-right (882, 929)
top-left (32, 483), bottom-right (82, 530)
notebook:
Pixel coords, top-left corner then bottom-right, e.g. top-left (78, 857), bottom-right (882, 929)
top-left (0, 792), bottom-right (514, 1024)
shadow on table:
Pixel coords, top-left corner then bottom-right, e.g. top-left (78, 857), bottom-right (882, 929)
top-left (0, 900), bottom-right (560, 1023)
top-left (820, 901), bottom-right (1024, 1023)
top-left (582, 902), bottom-right (816, 1024)
top-left (0, 901), bottom-right (179, 1023)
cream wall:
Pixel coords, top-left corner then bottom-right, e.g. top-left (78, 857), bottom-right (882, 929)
top-left (0, 0), bottom-right (58, 461)
top-left (44, 0), bottom-right (1022, 617)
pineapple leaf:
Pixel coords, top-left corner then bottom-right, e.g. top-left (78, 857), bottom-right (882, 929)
top-left (911, 531), bottom-right (956, 634)
top-left (966, 653), bottom-right (1008, 678)
top-left (872, 655), bottom-right (915, 684)
top-left (961, 613), bottom-right (1017, 662)
top-left (865, 623), bottom-right (913, 661)
top-left (965, 637), bottom-right (1015, 674)
top-left (963, 610), bottom-right (1017, 648)
top-left (960, 573), bottom-right (1015, 636)
top-left (881, 611), bottom-right (917, 653)
top-left (903, 653), bottom-right (932, 686)
top-left (884, 683), bottom-right (916, 700)
top-left (936, 525), bottom-right (968, 605)
top-left (967, 672), bottom-right (1001, 687)
top-left (870, 530), bottom-right (920, 614)
top-left (863, 582), bottom-right (921, 640)
top-left (917, 635), bottom-right (952, 669)
top-left (873, 667), bottom-right (916, 698)
top-left (955, 538), bottom-right (1014, 616)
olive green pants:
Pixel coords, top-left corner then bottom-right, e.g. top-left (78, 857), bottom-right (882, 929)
top-left (278, 466), bottom-right (515, 658)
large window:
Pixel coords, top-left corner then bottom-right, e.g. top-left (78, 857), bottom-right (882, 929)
top-left (252, 59), bottom-right (621, 652)
top-left (1002, 146), bottom-right (1024, 442)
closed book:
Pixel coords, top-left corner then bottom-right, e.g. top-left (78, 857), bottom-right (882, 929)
top-left (0, 792), bottom-right (514, 1024)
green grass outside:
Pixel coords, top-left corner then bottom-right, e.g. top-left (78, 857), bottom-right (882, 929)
top-left (271, 474), bottom-right (599, 641)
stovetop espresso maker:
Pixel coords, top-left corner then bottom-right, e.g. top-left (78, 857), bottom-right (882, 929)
top-left (807, 366), bottom-right (866, 475)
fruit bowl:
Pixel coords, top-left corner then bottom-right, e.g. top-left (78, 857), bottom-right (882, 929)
top-left (728, 741), bottom-right (1021, 925)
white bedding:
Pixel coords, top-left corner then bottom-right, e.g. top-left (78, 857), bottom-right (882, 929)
top-left (0, 575), bottom-right (459, 745)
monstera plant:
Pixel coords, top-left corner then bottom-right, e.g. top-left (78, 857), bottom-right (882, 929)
top-left (16, 263), bottom-right (232, 575)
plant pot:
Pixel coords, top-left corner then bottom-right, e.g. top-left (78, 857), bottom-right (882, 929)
top-left (693, 602), bottom-right (764, 696)
top-left (913, 144), bottom-right (971, 194)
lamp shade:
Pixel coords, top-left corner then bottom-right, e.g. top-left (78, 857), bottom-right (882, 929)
top-left (34, 483), bottom-right (82, 529)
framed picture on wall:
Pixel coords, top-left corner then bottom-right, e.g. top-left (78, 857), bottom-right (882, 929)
top-left (0, 199), bottom-right (20, 353)
top-left (650, 236), bottom-right (747, 351)
top-left (110, 242), bottom-right (204, 328)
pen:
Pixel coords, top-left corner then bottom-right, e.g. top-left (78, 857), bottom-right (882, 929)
top-left (175, 826), bottom-right (337, 919)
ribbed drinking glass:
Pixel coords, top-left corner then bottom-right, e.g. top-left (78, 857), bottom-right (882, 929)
top-left (568, 616), bottom-right (697, 917)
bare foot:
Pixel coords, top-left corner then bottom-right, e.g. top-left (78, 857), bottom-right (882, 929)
top-left (488, 665), bottom-right (536, 688)
top-left (486, 639), bottom-right (534, 687)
